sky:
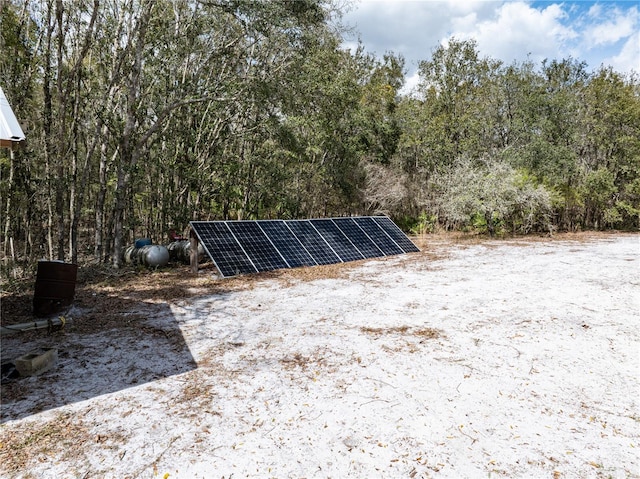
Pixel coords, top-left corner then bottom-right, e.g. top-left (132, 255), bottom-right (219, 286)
top-left (342, 0), bottom-right (639, 91)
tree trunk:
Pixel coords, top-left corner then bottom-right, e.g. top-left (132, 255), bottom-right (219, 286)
top-left (112, 173), bottom-right (126, 269)
top-left (95, 132), bottom-right (110, 262)
top-left (111, 2), bottom-right (153, 268)
top-left (485, 210), bottom-right (495, 237)
top-left (54, 0), bottom-right (66, 261)
top-left (2, 149), bottom-right (15, 261)
top-left (68, 1), bottom-right (100, 264)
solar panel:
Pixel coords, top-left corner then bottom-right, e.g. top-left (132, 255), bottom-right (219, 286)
top-left (372, 216), bottom-right (421, 253)
top-left (190, 216), bottom-right (418, 278)
top-left (352, 217), bottom-right (404, 255)
top-left (226, 221), bottom-right (289, 272)
top-left (190, 222), bottom-right (257, 277)
top-left (284, 220), bottom-right (342, 265)
top-left (332, 217), bottom-right (385, 259)
top-left (258, 220), bottom-right (317, 268)
top-left (309, 219), bottom-right (364, 262)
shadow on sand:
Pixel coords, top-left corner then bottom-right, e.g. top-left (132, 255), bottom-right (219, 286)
top-left (1, 287), bottom-right (200, 423)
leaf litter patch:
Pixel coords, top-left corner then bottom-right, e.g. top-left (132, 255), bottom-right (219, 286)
top-left (360, 325), bottom-right (440, 340)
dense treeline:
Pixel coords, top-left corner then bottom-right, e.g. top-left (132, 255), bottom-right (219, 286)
top-left (1, 0), bottom-right (639, 276)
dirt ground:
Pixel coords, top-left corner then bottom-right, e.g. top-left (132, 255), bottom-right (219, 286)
top-left (0, 232), bottom-right (638, 478)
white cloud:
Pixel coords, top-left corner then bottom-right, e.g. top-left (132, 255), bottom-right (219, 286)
top-left (583, 6), bottom-right (638, 47)
top-left (399, 71), bottom-right (421, 97)
top-left (605, 31), bottom-right (640, 73)
top-left (342, 1), bottom-right (452, 66)
top-left (342, 1), bottom-right (640, 75)
top-left (587, 3), bottom-right (602, 18)
top-left (451, 2), bottom-right (577, 65)
top-left (342, 0), bottom-right (503, 71)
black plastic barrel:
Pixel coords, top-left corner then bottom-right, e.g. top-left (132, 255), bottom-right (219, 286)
top-left (33, 261), bottom-right (78, 317)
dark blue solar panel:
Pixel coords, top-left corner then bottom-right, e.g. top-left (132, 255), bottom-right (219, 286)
top-left (372, 216), bottom-right (420, 253)
top-left (332, 217), bottom-right (385, 258)
top-left (285, 220), bottom-right (341, 265)
top-left (192, 216), bottom-right (416, 278)
top-left (190, 222), bottom-right (257, 277)
top-left (310, 219), bottom-right (364, 262)
top-left (226, 221), bottom-right (288, 272)
top-left (352, 217), bottom-right (403, 256)
top-left (258, 220), bottom-right (316, 268)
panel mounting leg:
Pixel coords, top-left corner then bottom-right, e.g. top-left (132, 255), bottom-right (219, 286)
top-left (190, 229), bottom-right (199, 274)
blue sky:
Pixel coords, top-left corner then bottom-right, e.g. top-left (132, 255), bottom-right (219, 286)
top-left (342, 0), bottom-right (639, 90)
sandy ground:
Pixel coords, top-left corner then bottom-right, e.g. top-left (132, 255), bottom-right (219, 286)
top-left (0, 233), bottom-right (638, 479)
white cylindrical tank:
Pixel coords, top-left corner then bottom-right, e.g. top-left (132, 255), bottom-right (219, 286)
top-left (167, 240), bottom-right (205, 264)
top-left (123, 244), bottom-right (170, 268)
top-left (138, 244), bottom-right (170, 267)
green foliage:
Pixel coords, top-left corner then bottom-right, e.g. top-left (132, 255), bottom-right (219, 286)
top-left (406, 213), bottom-right (438, 235)
top-left (430, 157), bottom-right (552, 235)
top-left (2, 5), bottom-right (639, 275)
top-left (388, 40), bottom-right (639, 234)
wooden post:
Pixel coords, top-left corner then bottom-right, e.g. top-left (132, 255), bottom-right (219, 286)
top-left (190, 229), bottom-right (199, 274)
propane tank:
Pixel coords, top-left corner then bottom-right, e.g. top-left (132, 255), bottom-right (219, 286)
top-left (167, 240), bottom-right (205, 264)
top-left (123, 243), bottom-right (169, 268)
top-left (124, 245), bottom-right (137, 264)
top-left (139, 244), bottom-right (170, 267)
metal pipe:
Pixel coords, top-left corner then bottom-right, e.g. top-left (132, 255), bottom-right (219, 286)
top-left (1, 316), bottom-right (70, 336)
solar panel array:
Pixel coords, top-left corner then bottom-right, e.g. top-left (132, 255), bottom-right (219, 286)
top-left (190, 216), bottom-right (420, 278)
